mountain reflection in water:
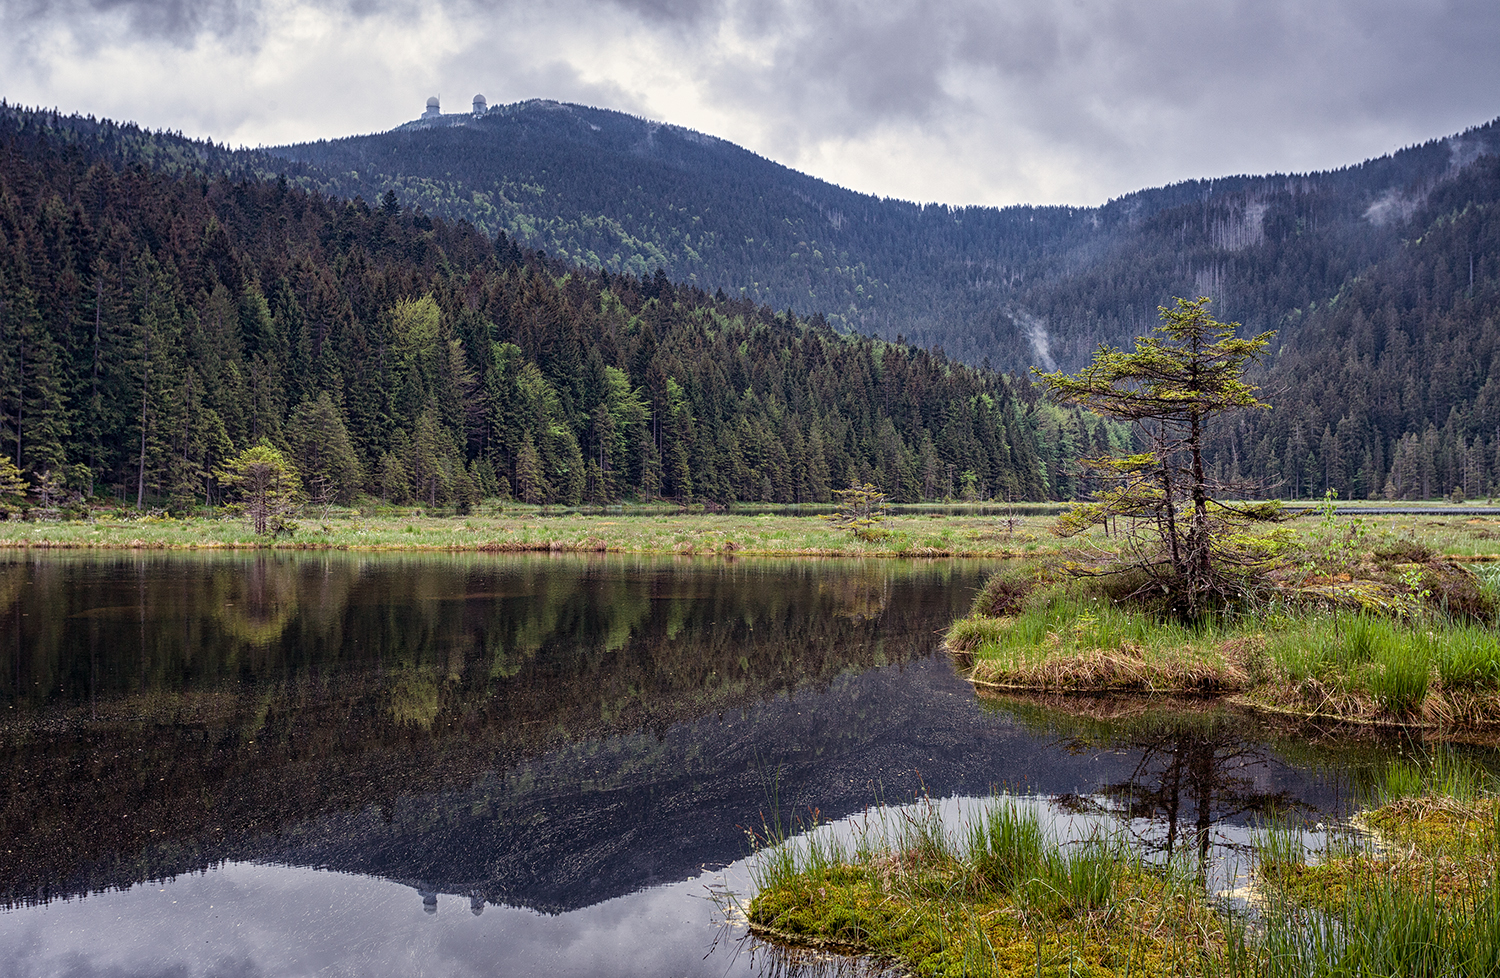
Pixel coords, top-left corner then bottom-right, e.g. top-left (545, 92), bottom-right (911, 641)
top-left (0, 553), bottom-right (999, 910)
top-left (0, 553), bottom-right (1453, 977)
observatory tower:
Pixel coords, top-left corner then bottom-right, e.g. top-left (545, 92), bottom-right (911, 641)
top-left (422, 96), bottom-right (441, 120)
top-left (472, 94), bottom-right (487, 116)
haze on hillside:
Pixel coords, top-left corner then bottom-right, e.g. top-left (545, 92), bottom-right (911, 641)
top-left (265, 99), bottom-right (1500, 374)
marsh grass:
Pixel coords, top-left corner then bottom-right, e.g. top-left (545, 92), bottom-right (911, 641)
top-left (1241, 752), bottom-right (1500, 978)
top-left (953, 583), bottom-right (1500, 727)
top-left (748, 797), bottom-right (1226, 977)
top-left (751, 759), bottom-right (1500, 977)
top-left (951, 592), bottom-right (1246, 695)
top-left (0, 510), bottom-right (1058, 557)
top-left (6, 507), bottom-right (1500, 564)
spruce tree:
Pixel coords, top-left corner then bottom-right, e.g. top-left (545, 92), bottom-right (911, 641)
top-left (1036, 297), bottom-right (1274, 617)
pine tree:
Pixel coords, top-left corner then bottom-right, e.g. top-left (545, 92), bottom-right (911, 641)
top-left (286, 392), bottom-right (365, 505)
top-left (1036, 297), bottom-right (1274, 617)
top-left (218, 440), bottom-right (303, 535)
top-left (515, 432), bottom-right (547, 505)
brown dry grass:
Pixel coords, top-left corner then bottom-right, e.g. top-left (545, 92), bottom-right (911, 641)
top-left (969, 640), bottom-right (1250, 694)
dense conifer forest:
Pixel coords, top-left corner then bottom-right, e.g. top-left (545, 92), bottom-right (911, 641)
top-left (269, 100), bottom-right (1499, 378)
top-left (0, 105), bottom-right (1063, 508)
top-left (4, 100), bottom-right (1499, 504)
top-left (1227, 153), bottom-right (1500, 500)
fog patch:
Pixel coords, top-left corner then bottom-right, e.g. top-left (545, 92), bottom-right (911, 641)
top-left (1012, 310), bottom-right (1056, 372)
top-left (1363, 187), bottom-right (1423, 226)
top-left (1448, 131), bottom-right (1491, 172)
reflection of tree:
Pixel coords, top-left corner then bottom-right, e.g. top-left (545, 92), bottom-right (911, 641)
top-left (211, 556), bottom-right (300, 648)
top-left (818, 572), bottom-right (891, 623)
top-left (1001, 697), bottom-right (1311, 868)
top-left (0, 555), bottom-right (979, 907)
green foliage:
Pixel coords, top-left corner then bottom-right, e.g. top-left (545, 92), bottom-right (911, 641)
top-left (820, 482), bottom-right (889, 540)
top-left (0, 456), bottom-right (26, 498)
top-left (260, 99), bottom-right (1498, 387)
top-left (286, 393), bottom-right (364, 507)
top-left (0, 110), bottom-right (1055, 510)
top-left (14, 102), bottom-right (1500, 516)
top-left (1438, 624), bottom-right (1500, 690)
top-left (217, 440), bottom-right (303, 536)
top-left (1301, 489), bottom-right (1369, 571)
top-left (748, 797), bottom-right (1215, 977)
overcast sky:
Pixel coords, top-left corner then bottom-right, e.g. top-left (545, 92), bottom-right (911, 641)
top-left (2, 0), bottom-right (1498, 206)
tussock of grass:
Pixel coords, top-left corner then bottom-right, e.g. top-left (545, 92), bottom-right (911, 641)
top-left (950, 557), bottom-right (1500, 728)
top-left (749, 754), bottom-right (1500, 976)
top-left (952, 592), bottom-right (1254, 696)
top-left (747, 798), bottom-right (1227, 977)
top-left (1240, 755), bottom-right (1500, 978)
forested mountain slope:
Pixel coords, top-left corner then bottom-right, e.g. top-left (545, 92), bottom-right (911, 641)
top-left (1225, 153), bottom-right (1500, 501)
top-left (6, 99), bottom-right (1500, 503)
top-left (0, 104), bottom-right (1062, 507)
top-left (268, 100), bottom-right (1499, 373)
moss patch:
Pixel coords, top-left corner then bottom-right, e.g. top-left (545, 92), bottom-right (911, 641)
top-left (747, 802), bottom-right (1229, 978)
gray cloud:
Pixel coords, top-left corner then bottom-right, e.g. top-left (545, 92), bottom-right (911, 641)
top-left (0, 0), bottom-right (1497, 204)
top-left (2, 0), bottom-right (262, 45)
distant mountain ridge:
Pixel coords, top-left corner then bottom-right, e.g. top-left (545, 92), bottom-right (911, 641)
top-left (0, 101), bottom-right (1054, 510)
top-left (4, 97), bottom-right (1500, 502)
top-left (267, 99), bottom-right (1499, 373)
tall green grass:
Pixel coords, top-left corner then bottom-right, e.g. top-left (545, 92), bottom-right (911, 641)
top-left (1436, 622), bottom-right (1500, 690)
top-left (1231, 749), bottom-right (1500, 978)
top-left (748, 795), bottom-right (1210, 977)
top-left (1239, 874), bottom-right (1500, 978)
top-left (1264, 613), bottom-right (1440, 714)
top-left (752, 782), bottom-right (1500, 977)
top-left (1375, 747), bottom-right (1498, 806)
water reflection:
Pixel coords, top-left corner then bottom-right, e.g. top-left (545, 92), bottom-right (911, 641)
top-left (0, 553), bottom-right (1485, 978)
top-left (0, 553), bottom-right (995, 911)
top-left (1053, 703), bottom-right (1312, 866)
top-left (976, 693), bottom-right (1416, 873)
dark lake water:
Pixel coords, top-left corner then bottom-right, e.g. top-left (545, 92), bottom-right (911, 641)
top-left (0, 552), bottom-right (1477, 977)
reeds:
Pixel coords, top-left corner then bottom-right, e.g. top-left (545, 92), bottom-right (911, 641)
top-left (751, 757), bottom-right (1500, 977)
top-left (748, 796), bottom-right (1221, 977)
top-left (1232, 751), bottom-right (1500, 978)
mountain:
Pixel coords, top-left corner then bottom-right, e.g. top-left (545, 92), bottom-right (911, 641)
top-left (4, 98), bottom-right (1499, 502)
top-left (1223, 151), bottom-right (1500, 501)
top-left (266, 100), bottom-right (1500, 374)
top-left (0, 103), bottom-right (1055, 507)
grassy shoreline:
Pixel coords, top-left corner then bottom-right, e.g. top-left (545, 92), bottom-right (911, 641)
top-left (0, 510), bottom-right (1056, 556)
top-left (746, 763), bottom-right (1500, 978)
top-left (948, 600), bottom-right (1500, 730)
top-left (3, 505), bottom-right (1500, 558)
top-left (747, 797), bottom-right (1224, 977)
top-left (944, 505), bottom-right (1500, 728)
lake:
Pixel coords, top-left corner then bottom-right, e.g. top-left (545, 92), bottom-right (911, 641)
top-left (0, 552), bottom-right (1465, 976)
